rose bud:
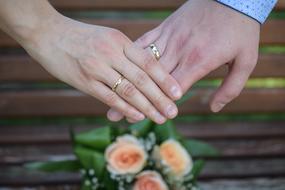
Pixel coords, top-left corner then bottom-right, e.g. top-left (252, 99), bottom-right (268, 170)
top-left (133, 171), bottom-right (169, 190)
top-left (153, 139), bottom-right (193, 177)
top-left (105, 135), bottom-right (147, 175)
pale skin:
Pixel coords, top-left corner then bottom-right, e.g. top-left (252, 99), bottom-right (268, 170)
top-left (0, 0), bottom-right (184, 124)
top-left (107, 0), bottom-right (260, 122)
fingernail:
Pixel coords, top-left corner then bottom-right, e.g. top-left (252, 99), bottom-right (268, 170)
top-left (212, 102), bottom-right (226, 113)
top-left (166, 105), bottom-right (178, 118)
top-left (154, 112), bottom-right (166, 124)
top-left (171, 86), bottom-right (182, 99)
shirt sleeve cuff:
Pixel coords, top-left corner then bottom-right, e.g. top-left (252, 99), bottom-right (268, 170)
top-left (215, 0), bottom-right (278, 24)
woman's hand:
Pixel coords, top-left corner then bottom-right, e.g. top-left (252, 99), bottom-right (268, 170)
top-left (107, 0), bottom-right (260, 122)
top-left (20, 14), bottom-right (183, 124)
top-left (0, 1), bottom-right (184, 124)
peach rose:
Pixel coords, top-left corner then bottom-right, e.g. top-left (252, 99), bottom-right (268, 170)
top-left (105, 135), bottom-right (147, 175)
top-left (133, 171), bottom-right (169, 190)
top-left (153, 139), bottom-right (193, 177)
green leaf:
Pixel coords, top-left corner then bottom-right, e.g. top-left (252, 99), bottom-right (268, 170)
top-left (175, 90), bottom-right (194, 106)
top-left (74, 146), bottom-right (105, 178)
top-left (110, 125), bottom-right (127, 138)
top-left (130, 119), bottom-right (154, 137)
top-left (102, 169), bottom-right (117, 190)
top-left (154, 120), bottom-right (181, 142)
top-left (191, 159), bottom-right (205, 182)
top-left (25, 159), bottom-right (81, 172)
top-left (183, 139), bottom-right (220, 157)
top-left (75, 127), bottom-right (112, 151)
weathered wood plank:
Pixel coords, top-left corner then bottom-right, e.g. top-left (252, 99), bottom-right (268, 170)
top-left (49, 0), bottom-right (186, 11)
top-left (199, 178), bottom-right (285, 190)
top-left (1, 53), bottom-right (284, 82)
top-left (0, 88), bottom-right (284, 117)
top-left (1, 138), bottom-right (285, 165)
top-left (1, 158), bottom-right (285, 186)
top-left (2, 178), bottom-right (285, 190)
top-left (1, 121), bottom-right (285, 144)
top-left (0, 19), bottom-right (284, 47)
top-left (47, 0), bottom-right (285, 11)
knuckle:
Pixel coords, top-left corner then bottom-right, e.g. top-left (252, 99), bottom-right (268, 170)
top-left (153, 94), bottom-right (165, 106)
top-left (134, 71), bottom-right (149, 87)
top-left (108, 29), bottom-right (128, 44)
top-left (121, 82), bottom-right (137, 97)
top-left (105, 92), bottom-right (118, 106)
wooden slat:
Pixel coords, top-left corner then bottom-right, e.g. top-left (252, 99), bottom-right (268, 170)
top-left (1, 53), bottom-right (284, 82)
top-left (2, 178), bottom-right (285, 190)
top-left (1, 138), bottom-right (285, 165)
top-left (1, 121), bottom-right (285, 165)
top-left (277, 0), bottom-right (285, 10)
top-left (0, 88), bottom-right (284, 117)
top-left (0, 19), bottom-right (284, 48)
top-left (1, 158), bottom-right (285, 186)
top-left (199, 178), bottom-right (285, 190)
top-left (1, 121), bottom-right (285, 145)
top-left (49, 0), bottom-right (186, 11)
top-left (48, 0), bottom-right (285, 11)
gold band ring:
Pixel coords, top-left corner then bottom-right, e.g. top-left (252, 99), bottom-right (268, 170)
top-left (112, 76), bottom-right (125, 92)
top-left (149, 43), bottom-right (161, 60)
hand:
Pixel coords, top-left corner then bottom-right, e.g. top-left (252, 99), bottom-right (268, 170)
top-left (22, 15), bottom-right (183, 124)
top-left (107, 0), bottom-right (260, 122)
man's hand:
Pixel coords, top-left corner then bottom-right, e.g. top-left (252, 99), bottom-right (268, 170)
top-left (107, 0), bottom-right (260, 122)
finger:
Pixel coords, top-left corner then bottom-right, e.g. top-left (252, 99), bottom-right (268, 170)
top-left (107, 108), bottom-right (124, 122)
top-left (97, 59), bottom-right (167, 123)
top-left (152, 30), bottom-right (179, 72)
top-left (90, 81), bottom-right (145, 121)
top-left (135, 27), bottom-right (162, 48)
top-left (171, 47), bottom-right (218, 93)
top-left (127, 118), bottom-right (138, 123)
top-left (91, 64), bottom-right (145, 121)
top-left (210, 53), bottom-right (257, 112)
top-left (115, 56), bottom-right (179, 120)
top-left (158, 31), bottom-right (187, 73)
top-left (115, 77), bottom-right (166, 124)
top-left (124, 44), bottom-right (182, 100)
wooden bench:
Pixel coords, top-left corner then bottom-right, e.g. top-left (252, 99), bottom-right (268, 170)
top-left (0, 0), bottom-right (285, 189)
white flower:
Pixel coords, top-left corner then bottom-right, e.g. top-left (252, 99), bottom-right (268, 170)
top-left (133, 171), bottom-right (169, 190)
top-left (105, 135), bottom-right (147, 175)
top-left (153, 139), bottom-right (193, 177)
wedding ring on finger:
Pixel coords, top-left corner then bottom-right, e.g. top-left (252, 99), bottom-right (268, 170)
top-left (149, 43), bottom-right (161, 60)
top-left (112, 75), bottom-right (125, 92)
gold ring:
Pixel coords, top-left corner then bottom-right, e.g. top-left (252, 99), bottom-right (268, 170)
top-left (112, 76), bottom-right (125, 92)
top-left (149, 43), bottom-right (161, 60)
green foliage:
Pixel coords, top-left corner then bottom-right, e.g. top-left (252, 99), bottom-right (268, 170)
top-left (183, 139), bottom-right (220, 157)
top-left (130, 119), bottom-right (154, 137)
top-left (25, 159), bottom-right (81, 172)
top-left (191, 160), bottom-right (205, 183)
top-left (154, 120), bottom-right (181, 142)
top-left (176, 90), bottom-right (195, 106)
top-left (74, 127), bottom-right (112, 151)
top-left (74, 145), bottom-right (105, 178)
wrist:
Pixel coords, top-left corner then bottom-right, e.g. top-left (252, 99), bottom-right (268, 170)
top-left (1, 2), bottom-right (62, 47)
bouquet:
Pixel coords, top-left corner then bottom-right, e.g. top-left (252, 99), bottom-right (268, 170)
top-left (27, 94), bottom-right (219, 190)
top-left (27, 119), bottom-right (218, 190)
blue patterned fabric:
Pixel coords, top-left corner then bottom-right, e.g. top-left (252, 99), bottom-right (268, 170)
top-left (216, 0), bottom-right (278, 24)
